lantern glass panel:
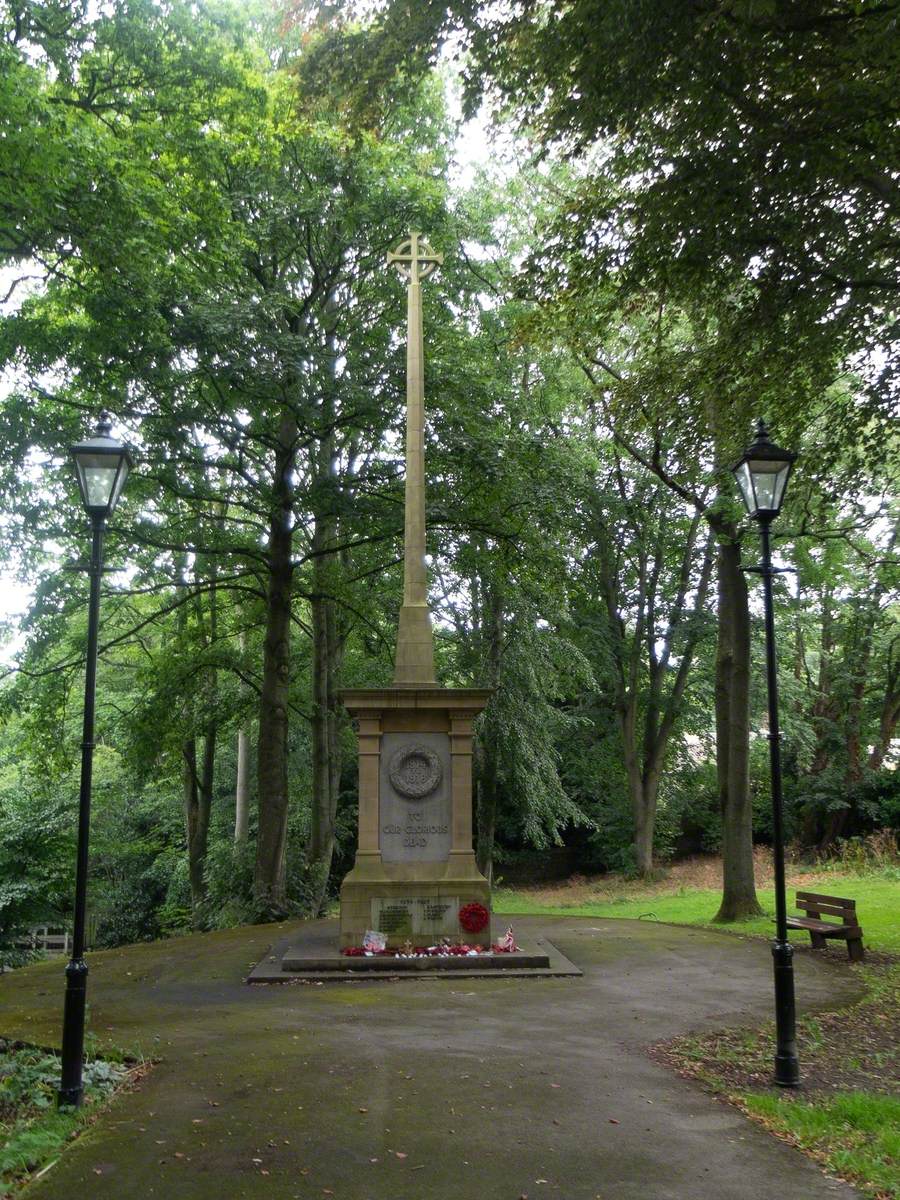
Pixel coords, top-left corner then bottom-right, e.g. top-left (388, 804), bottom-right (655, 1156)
top-left (734, 461), bottom-right (756, 514)
top-left (746, 458), bottom-right (791, 514)
top-left (75, 452), bottom-right (122, 511)
top-left (109, 458), bottom-right (129, 511)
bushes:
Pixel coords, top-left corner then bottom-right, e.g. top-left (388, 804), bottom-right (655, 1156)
top-left (200, 838), bottom-right (256, 929)
top-left (792, 766), bottom-right (900, 851)
top-left (0, 796), bottom-right (72, 970)
top-left (0, 1041), bottom-right (128, 1187)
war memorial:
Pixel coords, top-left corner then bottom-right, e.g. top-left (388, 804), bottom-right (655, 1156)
top-left (243, 235), bottom-right (571, 979)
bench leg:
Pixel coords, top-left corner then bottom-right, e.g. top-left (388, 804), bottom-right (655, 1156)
top-left (847, 937), bottom-right (864, 963)
top-left (809, 932), bottom-right (827, 951)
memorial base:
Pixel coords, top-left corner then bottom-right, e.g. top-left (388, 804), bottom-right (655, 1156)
top-left (339, 854), bottom-right (491, 949)
top-left (338, 687), bottom-right (492, 951)
top-left (244, 918), bottom-right (585, 982)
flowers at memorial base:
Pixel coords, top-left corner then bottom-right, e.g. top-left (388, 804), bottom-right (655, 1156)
top-left (339, 941), bottom-right (514, 958)
top-left (458, 901), bottom-right (490, 934)
top-left (493, 926), bottom-right (519, 953)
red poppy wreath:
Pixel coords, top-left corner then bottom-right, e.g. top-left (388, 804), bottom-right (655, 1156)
top-left (458, 902), bottom-right (490, 934)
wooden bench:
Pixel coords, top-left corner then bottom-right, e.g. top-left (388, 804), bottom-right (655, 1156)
top-left (786, 891), bottom-right (865, 962)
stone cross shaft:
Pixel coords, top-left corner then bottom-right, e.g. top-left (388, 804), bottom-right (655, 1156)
top-left (388, 233), bottom-right (443, 687)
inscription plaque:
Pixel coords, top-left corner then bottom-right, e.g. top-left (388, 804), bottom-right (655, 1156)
top-left (380, 732), bottom-right (451, 863)
top-left (371, 896), bottom-right (459, 941)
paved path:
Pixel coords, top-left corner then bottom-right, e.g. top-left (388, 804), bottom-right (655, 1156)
top-left (1, 916), bottom-right (863, 1199)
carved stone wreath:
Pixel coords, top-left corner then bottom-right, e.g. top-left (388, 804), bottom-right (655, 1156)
top-left (388, 744), bottom-right (443, 800)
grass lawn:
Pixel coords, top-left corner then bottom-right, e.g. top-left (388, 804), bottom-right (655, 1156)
top-left (498, 855), bottom-right (899, 1199)
top-left (744, 1090), bottom-right (900, 1200)
top-left (494, 866), bottom-right (899, 954)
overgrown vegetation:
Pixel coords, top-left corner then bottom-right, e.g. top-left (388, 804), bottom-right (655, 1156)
top-left (0, 1042), bottom-right (133, 1196)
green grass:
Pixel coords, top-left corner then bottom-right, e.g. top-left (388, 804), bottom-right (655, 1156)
top-left (743, 1091), bottom-right (900, 1199)
top-left (494, 873), bottom-right (900, 954)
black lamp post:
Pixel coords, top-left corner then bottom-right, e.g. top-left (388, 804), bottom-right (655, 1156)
top-left (58, 412), bottom-right (132, 1108)
top-left (731, 418), bottom-right (799, 1089)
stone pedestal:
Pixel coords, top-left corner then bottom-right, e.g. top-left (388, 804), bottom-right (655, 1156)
top-left (339, 687), bottom-right (492, 949)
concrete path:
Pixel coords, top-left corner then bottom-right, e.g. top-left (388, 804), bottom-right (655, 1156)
top-left (1, 916), bottom-right (863, 1199)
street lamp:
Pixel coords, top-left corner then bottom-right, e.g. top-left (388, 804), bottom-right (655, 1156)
top-left (58, 411), bottom-right (132, 1108)
top-left (732, 418), bottom-right (799, 1089)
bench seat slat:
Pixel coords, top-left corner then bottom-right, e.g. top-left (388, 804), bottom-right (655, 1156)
top-left (789, 891), bottom-right (864, 961)
top-left (787, 917), bottom-right (862, 937)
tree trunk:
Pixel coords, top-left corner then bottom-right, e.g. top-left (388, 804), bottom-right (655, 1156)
top-left (819, 600), bottom-right (876, 852)
top-left (183, 735), bottom-right (212, 917)
top-left (307, 305), bottom-right (346, 916)
top-left (180, 561), bottom-right (216, 921)
top-left (798, 586), bottom-right (837, 847)
top-left (235, 727), bottom-right (250, 842)
top-left (474, 576), bottom-right (503, 882)
top-left (254, 410), bottom-right (297, 915)
top-left (713, 534), bottom-right (762, 921)
top-left (621, 693), bottom-right (655, 875)
top-left (869, 680), bottom-right (900, 771)
top-left (308, 563), bottom-right (343, 914)
top-left (868, 578), bottom-right (899, 770)
top-left (632, 773), bottom-right (656, 877)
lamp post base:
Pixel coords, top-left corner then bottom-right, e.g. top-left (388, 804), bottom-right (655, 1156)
top-left (772, 939), bottom-right (800, 1088)
top-left (58, 958), bottom-right (88, 1108)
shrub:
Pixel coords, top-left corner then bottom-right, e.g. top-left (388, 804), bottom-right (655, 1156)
top-left (0, 798), bottom-right (72, 970)
top-left (820, 829), bottom-right (900, 876)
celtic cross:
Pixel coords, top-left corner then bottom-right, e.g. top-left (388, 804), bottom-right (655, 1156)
top-left (387, 232), bottom-right (443, 285)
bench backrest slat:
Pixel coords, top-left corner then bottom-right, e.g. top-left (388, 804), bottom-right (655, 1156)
top-left (796, 900), bottom-right (854, 919)
top-left (795, 891), bottom-right (856, 919)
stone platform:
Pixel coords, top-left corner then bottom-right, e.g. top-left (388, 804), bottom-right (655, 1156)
top-left (246, 918), bottom-right (581, 982)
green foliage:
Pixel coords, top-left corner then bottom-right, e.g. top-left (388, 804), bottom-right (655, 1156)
top-left (0, 776), bottom-right (72, 969)
top-left (0, 0), bottom-right (897, 946)
top-left (793, 766), bottom-right (900, 844)
top-left (480, 624), bottom-right (594, 849)
top-left (658, 756), bottom-right (721, 855)
top-left (0, 1042), bottom-right (128, 1187)
top-left (201, 838), bottom-right (256, 930)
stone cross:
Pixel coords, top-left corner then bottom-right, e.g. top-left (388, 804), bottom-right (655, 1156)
top-left (387, 232), bottom-right (443, 285)
top-left (388, 233), bottom-right (443, 687)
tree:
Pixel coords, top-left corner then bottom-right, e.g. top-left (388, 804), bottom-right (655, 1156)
top-left (579, 447), bottom-right (715, 875)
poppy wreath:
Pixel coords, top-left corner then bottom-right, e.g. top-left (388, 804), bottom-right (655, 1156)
top-left (458, 902), bottom-right (490, 934)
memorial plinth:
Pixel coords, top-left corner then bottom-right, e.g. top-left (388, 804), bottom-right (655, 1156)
top-left (339, 687), bottom-right (492, 949)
